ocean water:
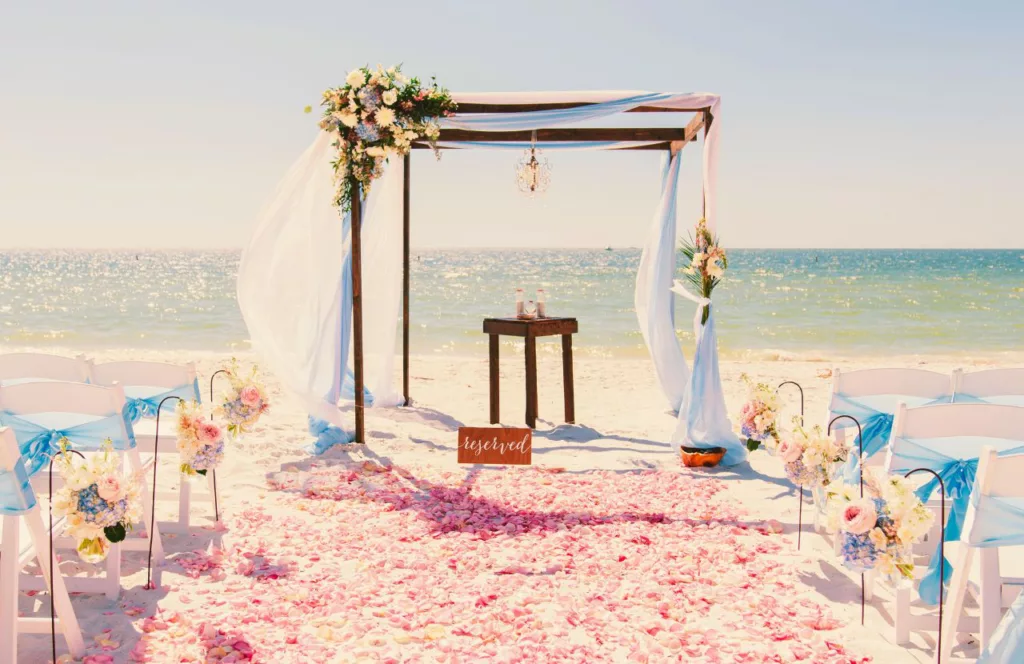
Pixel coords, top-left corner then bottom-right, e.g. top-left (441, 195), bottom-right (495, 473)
top-left (0, 249), bottom-right (1021, 359)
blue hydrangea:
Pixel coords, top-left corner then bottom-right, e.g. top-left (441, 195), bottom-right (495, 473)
top-left (355, 122), bottom-right (380, 142)
top-left (76, 484), bottom-right (128, 527)
top-left (192, 440), bottom-right (225, 472)
top-left (840, 531), bottom-right (879, 572)
top-left (358, 88), bottom-right (381, 111)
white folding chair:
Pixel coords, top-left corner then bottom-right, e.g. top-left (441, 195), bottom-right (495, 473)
top-left (90, 361), bottom-right (218, 530)
top-left (954, 368), bottom-right (1024, 407)
top-left (886, 403), bottom-right (1024, 646)
top-left (0, 426), bottom-right (85, 663)
top-left (0, 353), bottom-right (91, 387)
top-left (0, 381), bottom-right (164, 598)
top-left (941, 446), bottom-right (1024, 662)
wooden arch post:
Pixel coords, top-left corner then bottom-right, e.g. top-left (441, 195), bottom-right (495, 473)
top-left (350, 177), bottom-right (365, 443)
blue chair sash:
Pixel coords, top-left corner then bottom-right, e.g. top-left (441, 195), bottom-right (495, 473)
top-left (122, 379), bottom-right (202, 423)
top-left (0, 411), bottom-right (137, 476)
top-left (832, 393), bottom-right (949, 482)
top-left (888, 436), bottom-right (1024, 605)
top-left (969, 493), bottom-right (1024, 662)
top-left (953, 393), bottom-right (1024, 407)
top-left (979, 587), bottom-right (1024, 663)
top-left (0, 455), bottom-right (36, 515)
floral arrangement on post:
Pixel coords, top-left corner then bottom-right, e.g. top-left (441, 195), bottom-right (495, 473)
top-left (827, 471), bottom-right (934, 582)
top-left (738, 374), bottom-right (780, 452)
top-left (680, 217), bottom-right (727, 325)
top-left (217, 360), bottom-right (270, 438)
top-left (319, 64), bottom-right (456, 211)
top-left (776, 424), bottom-right (848, 489)
top-left (51, 439), bottom-right (142, 563)
top-left (176, 401), bottom-right (225, 477)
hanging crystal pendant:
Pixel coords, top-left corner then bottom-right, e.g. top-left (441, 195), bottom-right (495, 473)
top-left (515, 131), bottom-right (551, 196)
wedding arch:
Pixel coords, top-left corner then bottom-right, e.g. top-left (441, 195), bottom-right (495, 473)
top-left (237, 85), bottom-right (738, 461)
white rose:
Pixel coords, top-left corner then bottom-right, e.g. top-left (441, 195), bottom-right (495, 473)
top-left (66, 468), bottom-right (93, 491)
top-left (365, 146), bottom-right (386, 158)
top-left (346, 69), bottom-right (366, 87)
top-left (382, 89), bottom-right (398, 106)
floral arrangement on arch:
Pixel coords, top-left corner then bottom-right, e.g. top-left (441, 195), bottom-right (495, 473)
top-left (679, 218), bottom-right (727, 325)
top-left (738, 374), bottom-right (780, 452)
top-left (51, 439), bottom-right (143, 563)
top-left (827, 471), bottom-right (934, 583)
top-left (217, 359), bottom-right (270, 438)
top-left (776, 424), bottom-right (848, 489)
top-left (319, 64), bottom-right (456, 211)
top-left (176, 401), bottom-right (225, 477)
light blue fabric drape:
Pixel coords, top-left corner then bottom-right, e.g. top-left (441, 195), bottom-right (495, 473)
top-left (635, 153), bottom-right (689, 411)
top-left (122, 379), bottom-right (202, 424)
top-left (887, 436), bottom-right (1024, 605)
top-left (0, 411), bottom-right (136, 476)
top-left (671, 305), bottom-right (745, 466)
top-left (441, 93), bottom-right (678, 131)
top-left (954, 393), bottom-right (1024, 407)
top-left (966, 491), bottom-right (1024, 663)
top-left (0, 454), bottom-right (36, 515)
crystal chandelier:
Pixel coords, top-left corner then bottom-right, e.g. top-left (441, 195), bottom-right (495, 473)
top-left (515, 131), bottom-right (551, 196)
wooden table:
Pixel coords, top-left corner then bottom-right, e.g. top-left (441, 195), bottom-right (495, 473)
top-left (483, 317), bottom-right (578, 429)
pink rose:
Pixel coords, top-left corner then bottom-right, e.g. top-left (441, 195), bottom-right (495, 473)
top-left (240, 385), bottom-right (262, 407)
top-left (777, 439), bottom-right (803, 464)
top-left (198, 421), bottom-right (222, 443)
top-left (96, 476), bottom-right (126, 502)
top-left (842, 499), bottom-right (878, 535)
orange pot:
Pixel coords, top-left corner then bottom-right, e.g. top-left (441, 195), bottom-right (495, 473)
top-left (680, 446), bottom-right (726, 468)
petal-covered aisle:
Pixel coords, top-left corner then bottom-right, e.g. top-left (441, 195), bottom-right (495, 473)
top-left (127, 459), bottom-right (870, 663)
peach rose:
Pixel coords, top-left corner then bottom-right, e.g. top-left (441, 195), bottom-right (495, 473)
top-left (96, 476), bottom-right (126, 503)
top-left (777, 439), bottom-right (803, 464)
top-left (842, 499), bottom-right (878, 535)
top-left (240, 385), bottom-right (262, 407)
top-left (198, 421), bottom-right (223, 443)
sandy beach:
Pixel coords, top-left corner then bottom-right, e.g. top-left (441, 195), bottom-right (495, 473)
top-left (8, 344), bottom-right (1016, 662)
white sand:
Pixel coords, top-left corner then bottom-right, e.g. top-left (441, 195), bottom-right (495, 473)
top-left (9, 344), bottom-right (1013, 662)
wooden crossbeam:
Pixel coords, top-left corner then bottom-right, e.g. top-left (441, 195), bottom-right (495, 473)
top-left (430, 127), bottom-right (688, 143)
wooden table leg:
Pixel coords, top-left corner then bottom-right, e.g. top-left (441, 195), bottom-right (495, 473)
top-left (525, 334), bottom-right (538, 428)
top-left (489, 334), bottom-right (499, 424)
top-left (562, 334), bottom-right (575, 424)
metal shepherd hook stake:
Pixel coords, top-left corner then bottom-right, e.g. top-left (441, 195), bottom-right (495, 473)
top-left (828, 414), bottom-right (865, 624)
top-left (904, 468), bottom-right (946, 664)
top-left (777, 381), bottom-right (805, 548)
top-left (208, 369), bottom-right (230, 523)
top-left (49, 446), bottom-right (86, 664)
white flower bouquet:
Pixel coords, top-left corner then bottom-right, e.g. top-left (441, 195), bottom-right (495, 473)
top-left (827, 471), bottom-right (934, 583)
top-left (776, 424), bottom-right (848, 488)
top-left (176, 400), bottom-right (225, 476)
top-left (51, 439), bottom-right (142, 563)
top-left (738, 374), bottom-right (780, 452)
top-left (217, 360), bottom-right (269, 438)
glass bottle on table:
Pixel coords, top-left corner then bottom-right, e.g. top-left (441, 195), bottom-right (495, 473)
top-left (515, 288), bottom-right (525, 317)
top-left (536, 289), bottom-right (546, 318)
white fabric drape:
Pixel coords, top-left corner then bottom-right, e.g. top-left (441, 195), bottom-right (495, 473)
top-left (634, 153), bottom-right (690, 411)
top-left (237, 90), bottom-right (722, 446)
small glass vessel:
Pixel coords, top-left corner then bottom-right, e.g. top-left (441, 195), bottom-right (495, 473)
top-left (536, 289), bottom-right (546, 317)
top-left (515, 288), bottom-right (525, 317)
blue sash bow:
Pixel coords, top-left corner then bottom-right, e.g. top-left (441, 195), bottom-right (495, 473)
top-left (122, 379), bottom-right (202, 423)
top-left (889, 436), bottom-right (1024, 605)
top-left (968, 492), bottom-right (1024, 662)
top-left (0, 411), bottom-right (137, 476)
top-left (0, 454), bottom-right (36, 515)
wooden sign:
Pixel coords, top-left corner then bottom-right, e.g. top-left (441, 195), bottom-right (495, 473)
top-left (457, 427), bottom-right (532, 465)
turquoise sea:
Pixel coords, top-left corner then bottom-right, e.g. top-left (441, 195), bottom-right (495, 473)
top-left (0, 249), bottom-right (1021, 359)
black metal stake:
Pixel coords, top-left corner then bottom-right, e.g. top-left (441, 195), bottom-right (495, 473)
top-left (905, 468), bottom-right (946, 664)
top-left (828, 414), bottom-right (865, 623)
top-left (778, 381), bottom-right (806, 548)
top-left (208, 369), bottom-right (230, 523)
top-left (48, 447), bottom-right (85, 664)
top-left (148, 395), bottom-right (183, 589)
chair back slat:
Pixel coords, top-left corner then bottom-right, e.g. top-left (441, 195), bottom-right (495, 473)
top-left (0, 426), bottom-right (21, 473)
top-left (91, 360), bottom-right (197, 390)
top-left (976, 446), bottom-right (1024, 498)
top-left (831, 367), bottom-right (952, 399)
top-left (0, 380), bottom-right (124, 417)
top-left (895, 403), bottom-right (1024, 441)
top-left (955, 368), bottom-right (1024, 399)
top-left (0, 353), bottom-right (91, 384)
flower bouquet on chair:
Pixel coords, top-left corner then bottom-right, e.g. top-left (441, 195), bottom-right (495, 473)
top-left (737, 374), bottom-right (780, 452)
top-left (827, 471), bottom-right (934, 584)
top-left (217, 360), bottom-right (270, 438)
top-left (176, 401), bottom-right (225, 477)
top-left (51, 439), bottom-right (143, 563)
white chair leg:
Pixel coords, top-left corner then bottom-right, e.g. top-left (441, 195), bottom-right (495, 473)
top-left (178, 472), bottom-right (192, 528)
top-left (1, 516), bottom-right (19, 664)
top-left (979, 548), bottom-right (1002, 652)
top-left (940, 544), bottom-right (975, 664)
top-left (105, 541), bottom-right (121, 600)
top-left (24, 511), bottom-right (85, 658)
top-left (894, 584), bottom-right (912, 644)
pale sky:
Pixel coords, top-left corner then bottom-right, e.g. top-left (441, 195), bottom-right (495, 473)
top-left (1, 1), bottom-right (1022, 249)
